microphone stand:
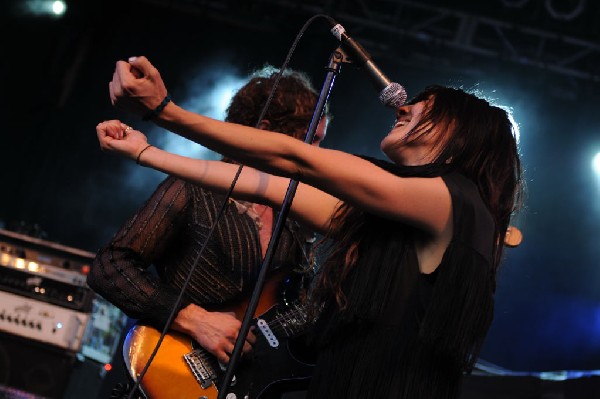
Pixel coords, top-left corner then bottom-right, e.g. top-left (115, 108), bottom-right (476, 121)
top-left (216, 45), bottom-right (351, 399)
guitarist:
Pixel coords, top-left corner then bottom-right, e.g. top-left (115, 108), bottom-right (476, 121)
top-left (88, 66), bottom-right (329, 396)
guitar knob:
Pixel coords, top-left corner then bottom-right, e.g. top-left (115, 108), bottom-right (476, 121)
top-left (225, 394), bottom-right (237, 399)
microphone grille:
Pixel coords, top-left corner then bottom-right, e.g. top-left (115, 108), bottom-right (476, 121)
top-left (379, 82), bottom-right (407, 108)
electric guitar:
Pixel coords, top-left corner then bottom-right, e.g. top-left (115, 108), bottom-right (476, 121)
top-left (122, 278), bottom-right (315, 399)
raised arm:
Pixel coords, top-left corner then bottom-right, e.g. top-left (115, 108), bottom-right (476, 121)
top-left (97, 120), bottom-right (340, 235)
top-left (109, 57), bottom-right (451, 236)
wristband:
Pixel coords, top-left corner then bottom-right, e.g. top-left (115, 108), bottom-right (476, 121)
top-left (142, 94), bottom-right (171, 121)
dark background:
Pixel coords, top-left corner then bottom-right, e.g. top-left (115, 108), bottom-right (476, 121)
top-left (1, 0), bottom-right (599, 383)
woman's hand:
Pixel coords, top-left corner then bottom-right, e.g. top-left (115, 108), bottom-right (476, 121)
top-left (109, 56), bottom-right (169, 117)
top-left (96, 120), bottom-right (149, 161)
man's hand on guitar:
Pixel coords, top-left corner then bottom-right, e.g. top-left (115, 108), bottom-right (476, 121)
top-left (173, 303), bottom-right (256, 364)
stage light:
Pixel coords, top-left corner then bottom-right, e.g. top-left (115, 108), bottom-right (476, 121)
top-left (51, 1), bottom-right (66, 16)
top-left (22, 0), bottom-right (66, 17)
top-left (593, 152), bottom-right (600, 175)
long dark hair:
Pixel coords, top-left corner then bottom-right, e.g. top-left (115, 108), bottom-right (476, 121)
top-left (313, 85), bottom-right (523, 309)
top-left (408, 85), bottom-right (523, 270)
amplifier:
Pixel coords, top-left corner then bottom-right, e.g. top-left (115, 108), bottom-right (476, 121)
top-left (0, 228), bottom-right (127, 354)
top-left (0, 229), bottom-right (128, 398)
top-left (0, 290), bottom-right (89, 352)
top-left (0, 228), bottom-right (95, 312)
top-left (0, 330), bottom-right (77, 398)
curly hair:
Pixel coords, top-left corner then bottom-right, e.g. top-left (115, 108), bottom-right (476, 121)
top-left (224, 65), bottom-right (325, 141)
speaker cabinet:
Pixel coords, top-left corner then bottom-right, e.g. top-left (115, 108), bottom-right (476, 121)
top-left (0, 331), bottom-right (76, 399)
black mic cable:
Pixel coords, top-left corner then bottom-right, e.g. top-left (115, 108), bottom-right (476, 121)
top-left (125, 13), bottom-right (335, 399)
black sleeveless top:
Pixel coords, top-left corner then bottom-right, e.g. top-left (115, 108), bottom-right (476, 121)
top-left (307, 158), bottom-right (495, 399)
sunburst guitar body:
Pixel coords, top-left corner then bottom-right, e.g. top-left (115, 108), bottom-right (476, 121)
top-left (123, 275), bottom-right (315, 399)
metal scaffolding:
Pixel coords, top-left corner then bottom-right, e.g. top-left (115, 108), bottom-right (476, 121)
top-left (138, 0), bottom-right (600, 96)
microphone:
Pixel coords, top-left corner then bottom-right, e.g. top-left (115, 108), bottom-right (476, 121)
top-left (329, 20), bottom-right (407, 108)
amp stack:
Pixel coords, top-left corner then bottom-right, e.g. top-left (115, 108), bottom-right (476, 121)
top-left (0, 228), bottom-right (126, 399)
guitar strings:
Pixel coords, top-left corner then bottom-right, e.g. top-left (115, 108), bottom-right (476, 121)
top-left (259, 304), bottom-right (309, 336)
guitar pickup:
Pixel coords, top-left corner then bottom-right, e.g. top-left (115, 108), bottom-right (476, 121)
top-left (256, 318), bottom-right (279, 348)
